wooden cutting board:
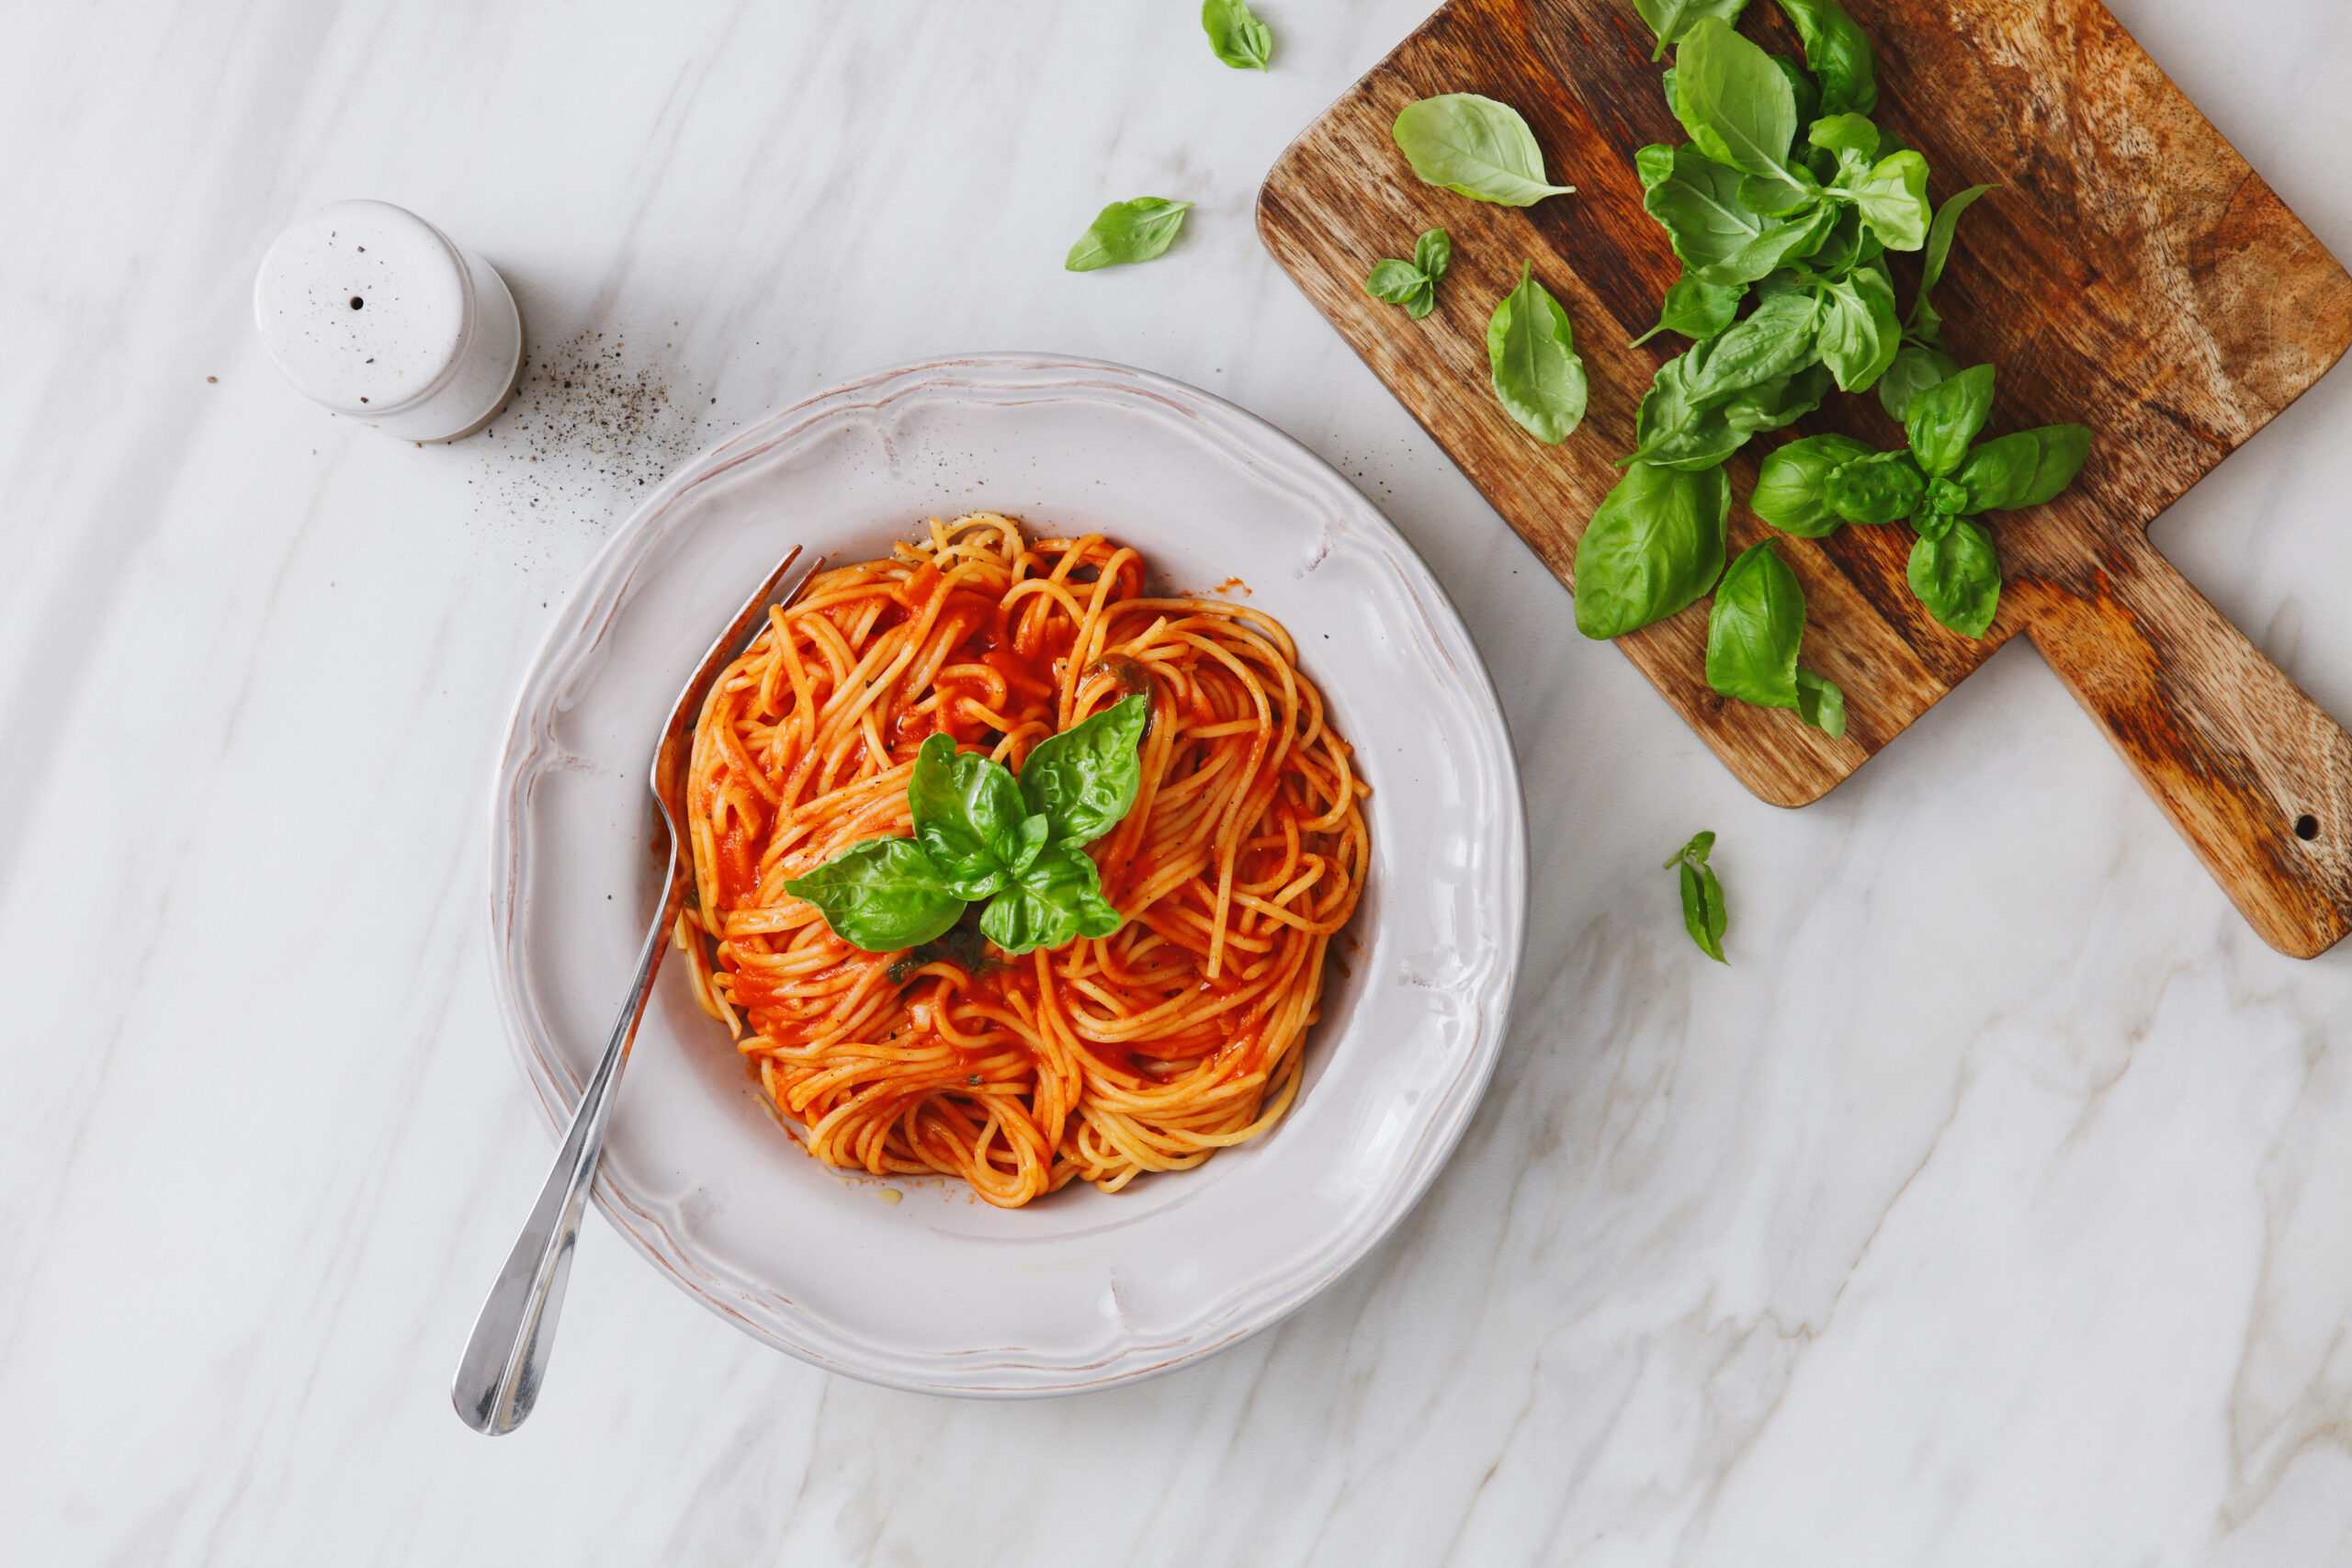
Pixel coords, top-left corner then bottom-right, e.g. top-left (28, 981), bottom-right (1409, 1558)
top-left (1257, 0), bottom-right (2352, 956)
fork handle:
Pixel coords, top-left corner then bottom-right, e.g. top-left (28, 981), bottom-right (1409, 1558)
top-left (450, 888), bottom-right (673, 1435)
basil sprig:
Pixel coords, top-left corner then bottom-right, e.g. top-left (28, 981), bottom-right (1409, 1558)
top-left (1391, 94), bottom-right (1576, 207)
top-left (1065, 198), bottom-right (1193, 272)
top-left (1665, 831), bottom-right (1729, 963)
top-left (1747, 362), bottom-right (2090, 637)
top-left (786, 693), bottom-right (1148, 957)
top-left (1487, 262), bottom-right (1589, 443)
top-left (1363, 228), bottom-right (1453, 320)
top-left (1201, 0), bottom-right (1273, 70)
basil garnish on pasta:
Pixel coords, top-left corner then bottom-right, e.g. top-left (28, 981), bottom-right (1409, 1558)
top-left (786, 694), bottom-right (1149, 956)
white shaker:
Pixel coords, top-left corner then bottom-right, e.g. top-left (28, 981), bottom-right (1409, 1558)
top-left (253, 199), bottom-right (523, 442)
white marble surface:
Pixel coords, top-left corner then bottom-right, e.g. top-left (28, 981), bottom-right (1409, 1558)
top-left (8, 0), bottom-right (2352, 1561)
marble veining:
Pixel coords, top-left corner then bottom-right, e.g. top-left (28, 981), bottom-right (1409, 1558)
top-left (6, 0), bottom-right (2352, 1562)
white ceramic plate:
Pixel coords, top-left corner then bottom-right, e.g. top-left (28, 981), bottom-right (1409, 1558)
top-left (488, 355), bottom-right (1525, 1395)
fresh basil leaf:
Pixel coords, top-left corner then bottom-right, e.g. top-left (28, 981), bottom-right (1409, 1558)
top-left (786, 839), bottom-right (967, 953)
top-left (1793, 669), bottom-right (1847, 737)
top-left (1487, 262), bottom-right (1589, 444)
top-left (1680, 291), bottom-right (1822, 401)
top-left (1413, 227), bottom-right (1453, 281)
top-left (1633, 0), bottom-right (1749, 61)
top-left (1633, 359), bottom-right (1828, 470)
top-left (1364, 259), bottom-right (1436, 318)
top-left (1749, 432), bottom-right (1874, 536)
top-left (1706, 542), bottom-right (1846, 736)
top-left (1907, 516), bottom-right (2002, 637)
top-left (1919, 183), bottom-right (1996, 299)
top-left (1956, 425), bottom-right (2093, 511)
top-left (1017, 691), bottom-right (1149, 846)
top-left (978, 840), bottom-right (1123, 956)
top-left (1876, 342), bottom-right (1959, 421)
top-left (1925, 475), bottom-right (1969, 515)
top-left (1773, 0), bottom-right (1877, 116)
top-left (1673, 17), bottom-right (1803, 190)
top-left (1680, 858), bottom-right (1729, 962)
top-left (1739, 167), bottom-right (1819, 217)
top-left (1065, 197), bottom-right (1193, 272)
top-left (1631, 273), bottom-right (1746, 347)
top-left (1392, 94), bottom-right (1576, 206)
top-left (1573, 462), bottom-right (1730, 639)
top-left (1641, 142), bottom-right (1769, 271)
top-left (1705, 539), bottom-right (1807, 708)
top-left (1201, 0), bottom-right (1273, 70)
top-left (1825, 448), bottom-right (1927, 524)
top-left (1665, 830), bottom-right (1728, 962)
top-left (1905, 183), bottom-right (1996, 345)
top-left (1914, 508), bottom-right (1956, 544)
top-left (1769, 55), bottom-right (1821, 139)
top-left (1694, 202), bottom-right (1837, 288)
top-left (1842, 151), bottom-right (1929, 251)
top-left (1665, 829), bottom-right (1717, 869)
top-left (1905, 362), bottom-right (1996, 476)
top-left (1807, 112), bottom-right (1879, 163)
top-left (1814, 265), bottom-right (1902, 391)
top-left (906, 733), bottom-right (1028, 898)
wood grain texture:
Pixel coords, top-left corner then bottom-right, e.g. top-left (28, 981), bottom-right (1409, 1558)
top-left (1258, 0), bottom-right (2352, 954)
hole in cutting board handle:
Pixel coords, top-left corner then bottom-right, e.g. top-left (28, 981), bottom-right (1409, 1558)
top-left (2295, 814), bottom-right (2320, 840)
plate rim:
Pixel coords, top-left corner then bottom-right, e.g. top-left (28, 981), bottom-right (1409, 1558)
top-left (484, 351), bottom-right (1530, 1395)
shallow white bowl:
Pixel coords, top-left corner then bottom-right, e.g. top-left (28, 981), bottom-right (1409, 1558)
top-left (488, 354), bottom-right (1526, 1395)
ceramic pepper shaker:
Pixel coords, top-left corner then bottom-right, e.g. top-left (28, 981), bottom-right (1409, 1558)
top-left (253, 199), bottom-right (523, 442)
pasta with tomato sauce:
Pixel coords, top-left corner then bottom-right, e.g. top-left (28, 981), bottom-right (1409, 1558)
top-left (676, 513), bottom-right (1370, 1208)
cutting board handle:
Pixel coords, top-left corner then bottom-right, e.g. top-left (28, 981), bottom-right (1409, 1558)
top-left (2024, 525), bottom-right (2352, 956)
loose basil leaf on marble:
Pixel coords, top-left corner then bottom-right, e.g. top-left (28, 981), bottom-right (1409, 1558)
top-left (1016, 691), bottom-right (1150, 846)
top-left (1825, 447), bottom-right (1927, 524)
top-left (1907, 515), bottom-right (2003, 637)
top-left (1065, 197), bottom-right (1193, 271)
top-left (1573, 461), bottom-right (1730, 638)
top-left (1905, 362), bottom-right (1996, 476)
top-left (1909, 183), bottom-right (1997, 341)
top-left (1844, 151), bottom-right (1931, 251)
top-left (1487, 262), bottom-right (1589, 443)
top-left (1364, 259), bottom-right (1435, 316)
top-left (978, 840), bottom-right (1124, 956)
top-left (1749, 432), bottom-right (1874, 536)
top-left (1877, 342), bottom-right (1959, 421)
top-left (1632, 273), bottom-right (1746, 346)
top-left (1633, 0), bottom-right (1749, 60)
top-left (1201, 0), bottom-right (1274, 70)
top-left (786, 839), bottom-right (968, 953)
top-left (1794, 669), bottom-right (1847, 737)
top-left (1773, 0), bottom-right (1877, 116)
top-left (1956, 425), bottom-right (2094, 511)
top-left (1672, 17), bottom-right (1804, 195)
top-left (908, 733), bottom-right (1032, 898)
top-left (1393, 94), bottom-right (1576, 206)
top-left (1664, 830), bottom-right (1729, 963)
top-left (1414, 227), bottom-right (1453, 280)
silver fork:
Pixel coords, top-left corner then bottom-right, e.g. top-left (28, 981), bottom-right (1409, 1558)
top-left (452, 545), bottom-right (821, 1436)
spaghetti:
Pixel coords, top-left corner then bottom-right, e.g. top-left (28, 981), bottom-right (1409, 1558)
top-left (677, 513), bottom-right (1370, 1207)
